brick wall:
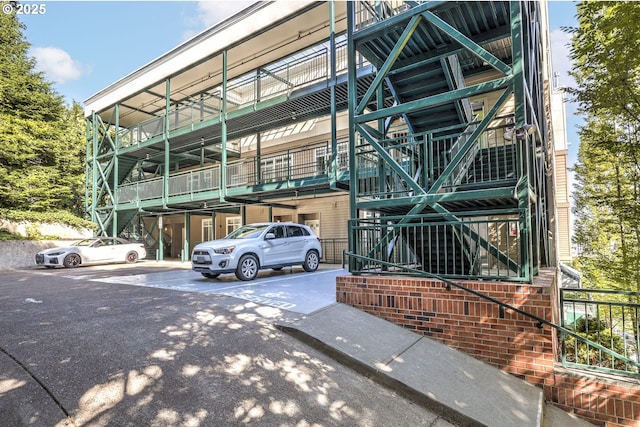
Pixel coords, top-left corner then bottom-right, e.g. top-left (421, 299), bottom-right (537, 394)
top-left (336, 272), bottom-right (640, 427)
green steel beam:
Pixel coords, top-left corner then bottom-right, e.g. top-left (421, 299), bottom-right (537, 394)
top-left (420, 10), bottom-right (511, 76)
top-left (355, 76), bottom-right (512, 123)
top-left (351, 1), bottom-right (447, 44)
top-left (355, 13), bottom-right (422, 114)
top-left (259, 67), bottom-right (293, 88)
top-left (224, 196), bottom-right (296, 210)
top-left (355, 187), bottom-right (514, 210)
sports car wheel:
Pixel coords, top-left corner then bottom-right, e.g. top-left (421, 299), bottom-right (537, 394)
top-left (302, 250), bottom-right (319, 272)
top-left (125, 251), bottom-right (139, 264)
top-left (235, 254), bottom-right (259, 281)
top-left (63, 253), bottom-right (81, 268)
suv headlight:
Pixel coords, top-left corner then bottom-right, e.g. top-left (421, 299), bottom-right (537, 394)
top-left (214, 247), bottom-right (235, 254)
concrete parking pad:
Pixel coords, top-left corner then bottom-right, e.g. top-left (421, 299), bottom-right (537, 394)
top-left (88, 264), bottom-right (342, 314)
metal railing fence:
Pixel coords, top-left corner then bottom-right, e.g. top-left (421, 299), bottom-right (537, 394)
top-left (348, 211), bottom-right (523, 280)
top-left (560, 288), bottom-right (639, 376)
top-left (320, 238), bottom-right (349, 264)
top-left (354, 124), bottom-right (517, 199)
top-left (114, 39), bottom-right (365, 149)
top-left (115, 138), bottom-right (350, 205)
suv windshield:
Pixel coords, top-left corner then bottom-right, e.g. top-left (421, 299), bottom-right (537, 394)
top-left (225, 225), bottom-right (269, 239)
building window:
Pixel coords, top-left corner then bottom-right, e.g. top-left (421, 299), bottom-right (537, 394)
top-left (226, 216), bottom-right (241, 235)
top-left (316, 143), bottom-right (348, 174)
top-left (202, 219), bottom-right (213, 241)
top-left (261, 155), bottom-right (290, 183)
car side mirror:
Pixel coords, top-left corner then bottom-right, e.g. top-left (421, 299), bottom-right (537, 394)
top-left (265, 233), bottom-right (276, 240)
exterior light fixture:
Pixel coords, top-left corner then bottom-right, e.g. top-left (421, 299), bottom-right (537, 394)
top-left (504, 124), bottom-right (536, 141)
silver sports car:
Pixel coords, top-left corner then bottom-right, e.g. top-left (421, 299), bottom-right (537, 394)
top-left (35, 237), bottom-right (147, 268)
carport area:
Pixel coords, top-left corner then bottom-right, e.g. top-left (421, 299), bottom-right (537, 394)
top-left (42, 261), bottom-right (344, 314)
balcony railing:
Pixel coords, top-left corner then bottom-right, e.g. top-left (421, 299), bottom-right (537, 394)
top-left (560, 288), bottom-right (640, 377)
top-left (115, 138), bottom-right (350, 205)
top-left (348, 211), bottom-right (523, 281)
top-left (115, 39), bottom-right (366, 149)
top-left (355, 124), bottom-right (517, 199)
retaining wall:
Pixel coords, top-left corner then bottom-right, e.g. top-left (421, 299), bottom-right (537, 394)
top-left (336, 271), bottom-right (640, 427)
top-left (0, 240), bottom-right (78, 270)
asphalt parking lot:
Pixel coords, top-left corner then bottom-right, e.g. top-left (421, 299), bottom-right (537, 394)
top-left (27, 260), bottom-right (344, 314)
top-left (1, 261), bottom-right (455, 427)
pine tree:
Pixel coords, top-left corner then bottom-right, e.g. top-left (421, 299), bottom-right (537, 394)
top-left (0, 10), bottom-right (85, 215)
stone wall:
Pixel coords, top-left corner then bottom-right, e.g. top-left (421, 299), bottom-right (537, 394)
top-left (336, 271), bottom-right (640, 427)
top-left (0, 240), bottom-right (79, 270)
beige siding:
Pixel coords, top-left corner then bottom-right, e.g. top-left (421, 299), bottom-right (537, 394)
top-left (556, 207), bottom-right (572, 263)
top-left (555, 151), bottom-right (569, 203)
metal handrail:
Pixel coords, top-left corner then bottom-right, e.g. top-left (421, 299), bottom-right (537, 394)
top-left (342, 251), bottom-right (640, 378)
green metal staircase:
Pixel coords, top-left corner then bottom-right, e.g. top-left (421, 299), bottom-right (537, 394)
top-left (348, 1), bottom-right (548, 281)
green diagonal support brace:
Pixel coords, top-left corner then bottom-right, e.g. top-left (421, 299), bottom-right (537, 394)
top-left (357, 123), bottom-right (426, 197)
top-left (428, 87), bottom-right (513, 194)
top-left (356, 14), bottom-right (422, 114)
top-left (420, 10), bottom-right (512, 76)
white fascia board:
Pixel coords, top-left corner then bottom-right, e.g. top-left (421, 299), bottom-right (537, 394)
top-left (84, 1), bottom-right (314, 116)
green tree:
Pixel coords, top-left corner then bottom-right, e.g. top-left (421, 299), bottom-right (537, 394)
top-left (572, 118), bottom-right (640, 293)
top-left (0, 9), bottom-right (86, 216)
top-left (567, 1), bottom-right (640, 122)
top-left (569, 1), bottom-right (640, 352)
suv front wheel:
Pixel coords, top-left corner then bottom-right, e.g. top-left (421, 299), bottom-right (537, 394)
top-left (236, 254), bottom-right (259, 281)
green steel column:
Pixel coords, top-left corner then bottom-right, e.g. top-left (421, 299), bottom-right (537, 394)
top-left (220, 51), bottom-right (228, 202)
top-left (329, 0), bottom-right (338, 189)
top-left (112, 104), bottom-right (119, 237)
top-left (256, 132), bottom-right (261, 183)
top-left (91, 112), bottom-right (99, 227)
top-left (85, 117), bottom-right (91, 224)
top-left (163, 79), bottom-right (171, 210)
top-left (211, 211), bottom-right (217, 239)
top-left (158, 215), bottom-right (164, 261)
top-left (377, 83), bottom-right (385, 198)
top-left (511, 0), bottom-right (532, 282)
top-left (347, 1), bottom-right (358, 270)
top-left (183, 212), bottom-right (191, 262)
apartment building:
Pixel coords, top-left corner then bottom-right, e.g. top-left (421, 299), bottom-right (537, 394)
top-left (84, 1), bottom-right (559, 282)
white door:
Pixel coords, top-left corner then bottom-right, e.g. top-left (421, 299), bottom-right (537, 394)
top-left (305, 220), bottom-right (320, 238)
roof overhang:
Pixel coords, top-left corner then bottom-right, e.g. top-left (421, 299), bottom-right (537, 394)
top-left (84, 1), bottom-right (346, 126)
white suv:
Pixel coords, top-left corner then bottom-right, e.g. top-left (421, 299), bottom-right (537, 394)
top-left (192, 222), bottom-right (322, 281)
